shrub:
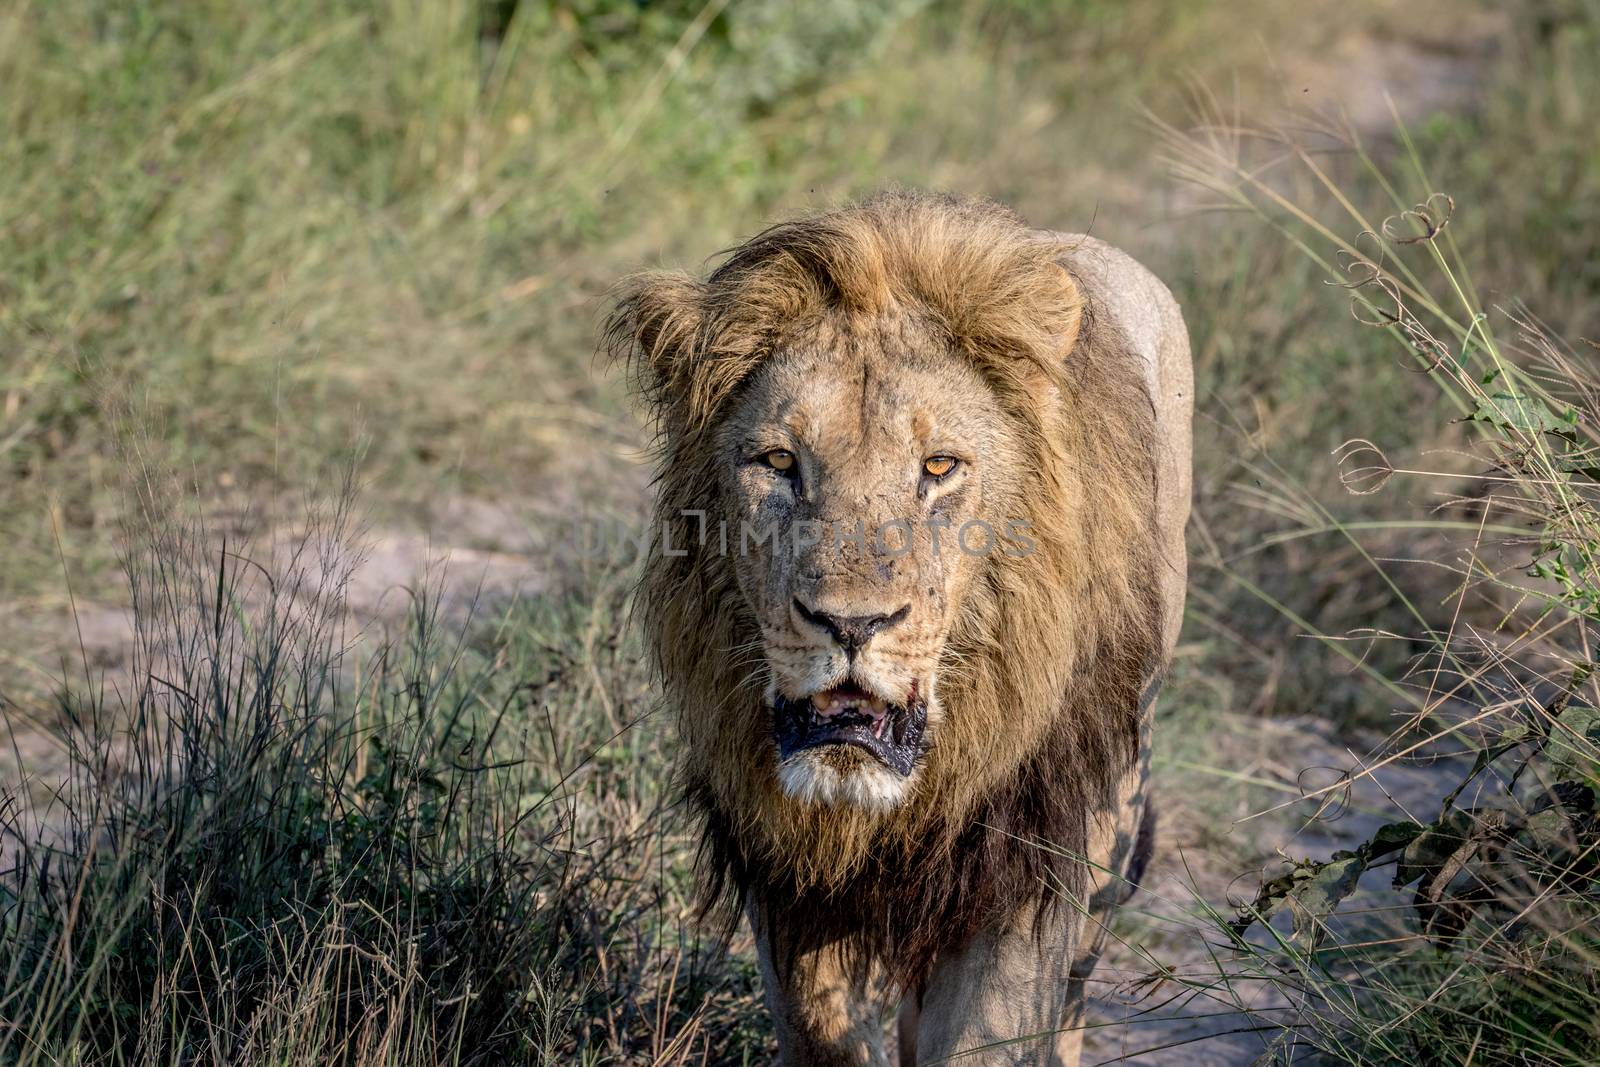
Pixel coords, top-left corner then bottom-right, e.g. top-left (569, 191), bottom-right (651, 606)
top-left (0, 495), bottom-right (765, 1065)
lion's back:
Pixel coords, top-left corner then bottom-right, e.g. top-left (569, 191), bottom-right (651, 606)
top-left (1048, 232), bottom-right (1192, 653)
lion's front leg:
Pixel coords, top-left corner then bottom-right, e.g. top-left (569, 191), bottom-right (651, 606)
top-left (908, 901), bottom-right (1083, 1067)
top-left (749, 898), bottom-right (897, 1067)
top-left (909, 760), bottom-right (1154, 1067)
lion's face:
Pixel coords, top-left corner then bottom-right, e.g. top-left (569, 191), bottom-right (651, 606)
top-left (715, 316), bottom-right (1031, 811)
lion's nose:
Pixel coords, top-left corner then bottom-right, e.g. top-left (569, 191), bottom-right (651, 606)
top-left (792, 599), bottom-right (910, 654)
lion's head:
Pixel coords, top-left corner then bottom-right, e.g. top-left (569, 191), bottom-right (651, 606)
top-left (607, 192), bottom-right (1161, 938)
top-left (710, 299), bottom-right (1054, 811)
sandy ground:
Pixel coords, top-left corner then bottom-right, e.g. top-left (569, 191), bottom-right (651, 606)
top-left (1082, 714), bottom-right (1471, 1065)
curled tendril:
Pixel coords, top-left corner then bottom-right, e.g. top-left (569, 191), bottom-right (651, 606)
top-left (1226, 868), bottom-right (1276, 913)
top-left (1392, 297), bottom-right (1451, 372)
top-left (1328, 229), bottom-right (1390, 290)
top-left (1332, 250), bottom-right (1381, 290)
top-left (1329, 221), bottom-right (1456, 373)
top-left (1351, 274), bottom-right (1407, 327)
top-left (1298, 765), bottom-right (1355, 824)
top-left (1343, 269), bottom-right (1450, 372)
top-left (1334, 438), bottom-right (1395, 495)
top-left (1407, 330), bottom-right (1451, 372)
top-left (1381, 192), bottom-right (1455, 245)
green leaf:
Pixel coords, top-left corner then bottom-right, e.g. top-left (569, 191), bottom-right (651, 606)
top-left (1367, 820), bottom-right (1426, 859)
top-left (1230, 851), bottom-right (1370, 953)
top-left (1556, 454), bottom-right (1600, 482)
top-left (1518, 807), bottom-right (1578, 856)
top-left (1285, 853), bottom-right (1366, 952)
top-left (1396, 810), bottom-right (1475, 888)
top-left (1466, 392), bottom-right (1575, 435)
top-left (1549, 706), bottom-right (1600, 787)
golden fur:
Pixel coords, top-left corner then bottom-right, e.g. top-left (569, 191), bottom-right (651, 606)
top-left (606, 190), bottom-right (1164, 989)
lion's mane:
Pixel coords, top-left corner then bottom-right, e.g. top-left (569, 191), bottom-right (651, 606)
top-left (605, 190), bottom-right (1163, 986)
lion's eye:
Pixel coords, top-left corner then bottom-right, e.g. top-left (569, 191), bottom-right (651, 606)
top-left (923, 456), bottom-right (958, 479)
top-left (762, 449), bottom-right (797, 474)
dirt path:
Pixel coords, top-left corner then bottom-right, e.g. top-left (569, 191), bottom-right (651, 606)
top-left (1083, 715), bottom-right (1470, 1064)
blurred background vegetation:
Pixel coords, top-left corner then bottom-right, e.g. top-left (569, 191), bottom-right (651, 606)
top-left (1, 0), bottom-right (1598, 1063)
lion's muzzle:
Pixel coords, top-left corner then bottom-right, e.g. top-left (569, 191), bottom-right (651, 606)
top-left (772, 680), bottom-right (927, 776)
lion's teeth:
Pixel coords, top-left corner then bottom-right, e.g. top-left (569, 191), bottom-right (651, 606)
top-left (811, 688), bottom-right (894, 723)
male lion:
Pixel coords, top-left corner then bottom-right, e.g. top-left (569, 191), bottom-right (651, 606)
top-left (606, 190), bottom-right (1190, 1066)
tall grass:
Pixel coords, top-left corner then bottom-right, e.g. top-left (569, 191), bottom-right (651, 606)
top-left (1147, 65), bottom-right (1600, 1064)
top-left (0, 487), bottom-right (765, 1065)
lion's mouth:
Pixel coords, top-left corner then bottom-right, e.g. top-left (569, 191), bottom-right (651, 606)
top-left (771, 681), bottom-right (927, 776)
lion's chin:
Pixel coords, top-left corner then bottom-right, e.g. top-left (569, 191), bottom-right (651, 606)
top-left (776, 748), bottom-right (912, 812)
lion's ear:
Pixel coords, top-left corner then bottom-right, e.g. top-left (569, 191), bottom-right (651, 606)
top-left (604, 269), bottom-right (707, 420)
top-left (1054, 263), bottom-right (1084, 358)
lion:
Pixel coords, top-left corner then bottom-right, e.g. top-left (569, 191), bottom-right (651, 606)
top-left (605, 190), bottom-right (1191, 1066)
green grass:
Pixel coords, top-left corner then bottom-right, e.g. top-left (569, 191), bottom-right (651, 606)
top-left (0, 0), bottom-right (1476, 608)
top-left (3, 0), bottom-right (1599, 1063)
top-left (2, 487), bottom-right (768, 1064)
